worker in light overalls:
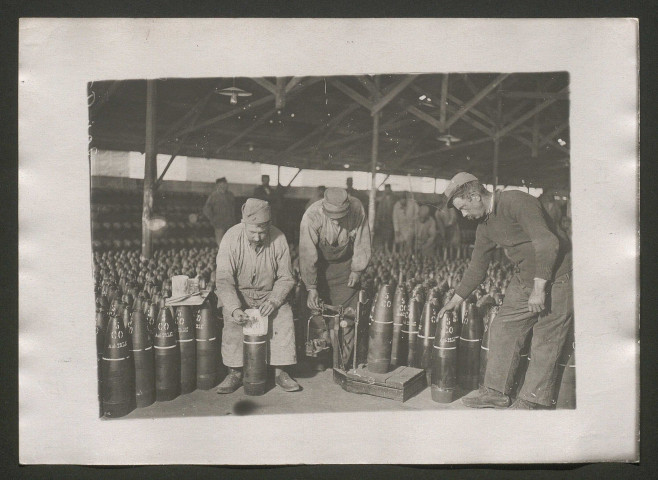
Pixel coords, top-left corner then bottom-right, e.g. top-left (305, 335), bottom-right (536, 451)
top-left (299, 188), bottom-right (372, 369)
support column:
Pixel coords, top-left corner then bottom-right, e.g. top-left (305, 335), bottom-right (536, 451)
top-left (493, 137), bottom-right (500, 191)
top-left (493, 88), bottom-right (503, 191)
top-left (141, 80), bottom-right (157, 259)
top-left (368, 111), bottom-right (380, 240)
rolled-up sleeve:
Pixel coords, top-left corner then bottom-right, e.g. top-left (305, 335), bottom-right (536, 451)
top-left (299, 212), bottom-right (320, 290)
top-left (215, 233), bottom-right (242, 316)
top-left (351, 205), bottom-right (372, 273)
top-left (269, 235), bottom-right (295, 307)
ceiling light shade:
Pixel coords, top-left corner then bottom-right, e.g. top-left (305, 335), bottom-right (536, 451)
top-left (437, 134), bottom-right (461, 146)
top-left (215, 86), bottom-right (252, 105)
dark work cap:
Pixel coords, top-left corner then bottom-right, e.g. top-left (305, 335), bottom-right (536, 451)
top-left (216, 177), bottom-right (227, 184)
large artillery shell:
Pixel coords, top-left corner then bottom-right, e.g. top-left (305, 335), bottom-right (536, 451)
top-left (367, 284), bottom-right (394, 374)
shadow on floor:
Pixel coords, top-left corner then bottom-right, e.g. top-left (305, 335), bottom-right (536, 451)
top-left (231, 399), bottom-right (260, 416)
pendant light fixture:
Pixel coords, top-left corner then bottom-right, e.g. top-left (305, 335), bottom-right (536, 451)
top-left (215, 78), bottom-right (252, 105)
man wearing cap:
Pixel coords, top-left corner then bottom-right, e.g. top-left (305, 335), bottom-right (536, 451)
top-left (438, 172), bottom-right (573, 409)
top-left (375, 184), bottom-right (396, 252)
top-left (435, 193), bottom-right (462, 259)
top-left (215, 198), bottom-right (300, 393)
top-left (203, 177), bottom-right (237, 248)
top-left (299, 187), bottom-right (372, 367)
top-left (392, 191), bottom-right (419, 253)
top-left (414, 204), bottom-right (438, 257)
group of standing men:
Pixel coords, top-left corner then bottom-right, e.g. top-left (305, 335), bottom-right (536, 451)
top-left (203, 172), bottom-right (573, 410)
top-left (374, 185), bottom-right (462, 257)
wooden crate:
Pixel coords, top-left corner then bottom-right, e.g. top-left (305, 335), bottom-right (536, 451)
top-left (333, 364), bottom-right (427, 402)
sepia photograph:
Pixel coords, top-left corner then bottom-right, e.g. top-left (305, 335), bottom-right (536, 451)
top-left (19, 18), bottom-right (638, 465)
top-left (89, 72), bottom-right (574, 419)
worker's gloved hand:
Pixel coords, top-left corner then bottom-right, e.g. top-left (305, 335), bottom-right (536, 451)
top-left (232, 309), bottom-right (250, 326)
top-left (259, 299), bottom-right (278, 317)
top-left (307, 288), bottom-right (320, 311)
top-left (347, 271), bottom-right (361, 288)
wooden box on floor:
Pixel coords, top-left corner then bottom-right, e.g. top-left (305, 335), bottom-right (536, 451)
top-left (333, 365), bottom-right (427, 402)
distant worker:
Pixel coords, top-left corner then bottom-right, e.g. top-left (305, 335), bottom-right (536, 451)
top-left (305, 185), bottom-right (326, 211)
top-left (202, 177), bottom-right (237, 248)
top-left (375, 184), bottom-right (396, 252)
top-left (253, 174), bottom-right (279, 226)
top-left (414, 205), bottom-right (437, 257)
top-left (392, 191), bottom-right (418, 253)
top-left (299, 188), bottom-right (372, 367)
top-left (435, 194), bottom-right (462, 259)
top-left (215, 198), bottom-right (300, 393)
top-left (438, 172), bottom-right (573, 410)
top-left (346, 176), bottom-right (367, 210)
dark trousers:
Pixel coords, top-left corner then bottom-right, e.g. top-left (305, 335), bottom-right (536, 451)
top-left (484, 272), bottom-right (573, 406)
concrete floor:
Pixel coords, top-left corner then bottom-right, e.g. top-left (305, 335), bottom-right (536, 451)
top-left (119, 361), bottom-right (473, 419)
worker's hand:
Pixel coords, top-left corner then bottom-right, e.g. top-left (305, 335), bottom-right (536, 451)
top-left (347, 271), bottom-right (361, 288)
top-left (259, 299), bottom-right (277, 317)
top-left (307, 288), bottom-right (321, 311)
top-left (438, 294), bottom-right (464, 319)
top-left (528, 279), bottom-right (547, 313)
top-left (231, 309), bottom-right (250, 326)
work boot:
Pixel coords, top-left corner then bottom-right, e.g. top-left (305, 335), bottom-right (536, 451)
top-left (461, 386), bottom-right (511, 409)
top-left (275, 370), bottom-right (301, 392)
top-left (509, 398), bottom-right (553, 410)
top-left (216, 368), bottom-right (243, 394)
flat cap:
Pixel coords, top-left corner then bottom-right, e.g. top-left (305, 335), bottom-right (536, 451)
top-left (241, 198), bottom-right (271, 224)
top-left (444, 172), bottom-right (479, 208)
top-left (322, 187), bottom-right (350, 219)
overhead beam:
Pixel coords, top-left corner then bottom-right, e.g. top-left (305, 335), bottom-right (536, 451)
top-left (403, 136), bottom-right (494, 163)
top-left (176, 77), bottom-right (322, 137)
top-left (154, 101), bottom-right (207, 188)
top-left (250, 77), bottom-right (278, 95)
top-left (275, 77), bottom-right (286, 109)
top-left (329, 79), bottom-right (373, 110)
top-left (538, 122), bottom-right (569, 147)
top-left (89, 81), bottom-right (122, 121)
top-left (270, 102), bottom-right (361, 163)
top-left (158, 90), bottom-right (214, 145)
top-left (445, 73), bottom-right (510, 129)
top-left (439, 74), bottom-right (449, 128)
top-left (370, 74), bottom-right (419, 115)
top-left (215, 108), bottom-right (277, 154)
top-left (447, 93), bottom-right (496, 126)
top-left (284, 76), bottom-right (305, 93)
top-left (356, 75), bottom-right (380, 98)
top-left (316, 114), bottom-right (414, 151)
top-left (405, 103), bottom-right (443, 130)
top-left (409, 83), bottom-right (496, 137)
top-left (496, 86), bottom-right (568, 139)
top-left (445, 104), bottom-right (495, 137)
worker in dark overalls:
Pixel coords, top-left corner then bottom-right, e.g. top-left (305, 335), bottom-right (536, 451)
top-left (299, 188), bottom-right (372, 368)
